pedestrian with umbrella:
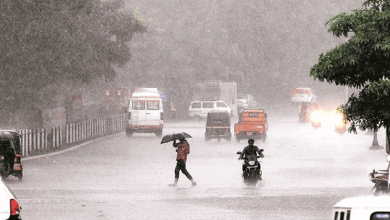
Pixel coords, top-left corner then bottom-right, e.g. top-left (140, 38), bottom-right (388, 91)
top-left (161, 132), bottom-right (197, 187)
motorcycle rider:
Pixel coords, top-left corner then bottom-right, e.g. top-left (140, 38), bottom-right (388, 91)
top-left (239, 139), bottom-right (264, 180)
top-left (299, 102), bottom-right (309, 121)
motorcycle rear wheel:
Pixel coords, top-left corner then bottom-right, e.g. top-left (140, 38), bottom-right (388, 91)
top-left (374, 184), bottom-right (388, 195)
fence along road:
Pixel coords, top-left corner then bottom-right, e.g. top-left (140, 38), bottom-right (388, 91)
top-left (17, 114), bottom-right (126, 157)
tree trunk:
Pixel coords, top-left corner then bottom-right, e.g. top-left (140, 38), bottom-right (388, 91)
top-left (370, 131), bottom-right (382, 150)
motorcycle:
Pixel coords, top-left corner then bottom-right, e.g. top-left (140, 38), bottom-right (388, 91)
top-left (237, 151), bottom-right (263, 186)
top-left (299, 112), bottom-right (310, 123)
top-left (369, 169), bottom-right (389, 195)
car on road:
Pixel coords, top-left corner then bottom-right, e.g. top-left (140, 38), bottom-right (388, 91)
top-left (332, 195), bottom-right (390, 220)
top-left (236, 94), bottom-right (257, 113)
top-left (0, 177), bottom-right (22, 220)
top-left (189, 100), bottom-right (233, 120)
top-left (291, 87), bottom-right (317, 103)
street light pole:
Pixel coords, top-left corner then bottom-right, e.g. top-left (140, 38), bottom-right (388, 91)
top-left (345, 0), bottom-right (349, 103)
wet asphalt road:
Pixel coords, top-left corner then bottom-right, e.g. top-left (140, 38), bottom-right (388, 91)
top-left (4, 109), bottom-right (387, 220)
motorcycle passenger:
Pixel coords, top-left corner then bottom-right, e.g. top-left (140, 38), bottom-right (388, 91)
top-left (299, 102), bottom-right (309, 121)
top-left (240, 139), bottom-right (264, 180)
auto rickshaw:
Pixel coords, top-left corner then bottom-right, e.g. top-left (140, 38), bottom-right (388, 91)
top-left (205, 110), bottom-right (232, 141)
top-left (0, 130), bottom-right (23, 181)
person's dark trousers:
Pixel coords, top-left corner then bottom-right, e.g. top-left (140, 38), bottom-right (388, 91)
top-left (175, 159), bottom-right (193, 180)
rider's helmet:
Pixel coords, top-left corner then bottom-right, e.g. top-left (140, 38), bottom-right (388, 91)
top-left (248, 139), bottom-right (254, 144)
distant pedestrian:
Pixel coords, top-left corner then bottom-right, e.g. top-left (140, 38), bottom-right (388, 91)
top-left (168, 138), bottom-right (197, 187)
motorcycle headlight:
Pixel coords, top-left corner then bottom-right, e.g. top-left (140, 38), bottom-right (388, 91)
top-left (248, 161), bottom-right (255, 166)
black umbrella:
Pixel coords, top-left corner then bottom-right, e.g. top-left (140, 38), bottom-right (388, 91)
top-left (160, 132), bottom-right (192, 144)
top-left (0, 131), bottom-right (14, 141)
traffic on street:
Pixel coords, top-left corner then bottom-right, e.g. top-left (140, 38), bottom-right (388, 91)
top-left (3, 106), bottom-right (386, 220)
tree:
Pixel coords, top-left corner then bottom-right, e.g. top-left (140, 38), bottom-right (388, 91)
top-left (0, 0), bottom-right (145, 128)
top-left (310, 0), bottom-right (390, 141)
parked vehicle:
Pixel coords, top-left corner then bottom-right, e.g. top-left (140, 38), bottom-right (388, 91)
top-left (126, 88), bottom-right (163, 137)
top-left (0, 130), bottom-right (23, 181)
top-left (291, 87), bottom-right (317, 103)
top-left (332, 195), bottom-right (390, 220)
top-left (369, 169), bottom-right (389, 195)
top-left (234, 109), bottom-right (268, 143)
top-left (205, 110), bottom-right (231, 142)
top-left (0, 177), bottom-right (22, 220)
top-left (237, 151), bottom-right (263, 186)
top-left (189, 100), bottom-right (232, 120)
top-left (236, 94), bottom-right (257, 113)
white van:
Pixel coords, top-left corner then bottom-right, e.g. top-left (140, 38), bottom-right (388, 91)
top-left (189, 100), bottom-right (232, 120)
top-left (126, 88), bottom-right (163, 137)
top-left (332, 195), bottom-right (390, 220)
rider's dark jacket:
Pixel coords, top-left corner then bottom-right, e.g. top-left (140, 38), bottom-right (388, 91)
top-left (240, 145), bottom-right (264, 159)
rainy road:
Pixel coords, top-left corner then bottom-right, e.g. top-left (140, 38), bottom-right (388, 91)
top-left (4, 108), bottom-right (388, 220)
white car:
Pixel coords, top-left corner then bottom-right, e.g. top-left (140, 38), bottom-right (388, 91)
top-left (0, 177), bottom-right (22, 220)
top-left (333, 195), bottom-right (390, 220)
top-left (236, 94), bottom-right (257, 112)
top-left (189, 100), bottom-right (232, 120)
top-left (291, 87), bottom-right (317, 103)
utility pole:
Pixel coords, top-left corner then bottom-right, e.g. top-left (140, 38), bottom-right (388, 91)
top-left (345, 0), bottom-right (349, 103)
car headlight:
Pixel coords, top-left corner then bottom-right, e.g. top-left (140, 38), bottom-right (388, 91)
top-left (248, 161), bottom-right (255, 166)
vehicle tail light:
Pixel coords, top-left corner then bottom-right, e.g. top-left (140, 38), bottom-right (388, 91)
top-left (127, 112), bottom-right (131, 120)
top-left (10, 199), bottom-right (20, 216)
top-left (13, 164), bottom-right (21, 171)
top-left (160, 112), bottom-right (163, 120)
top-left (14, 154), bottom-right (21, 163)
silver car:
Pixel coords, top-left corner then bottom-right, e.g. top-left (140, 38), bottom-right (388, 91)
top-left (236, 94), bottom-right (257, 113)
top-left (291, 87), bottom-right (317, 103)
top-left (0, 177), bottom-right (22, 220)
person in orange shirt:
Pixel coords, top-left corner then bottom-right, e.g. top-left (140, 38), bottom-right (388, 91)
top-left (169, 138), bottom-right (197, 187)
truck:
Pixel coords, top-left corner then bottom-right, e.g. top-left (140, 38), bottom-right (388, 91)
top-left (191, 80), bottom-right (238, 117)
top-left (126, 88), bottom-right (163, 137)
top-left (234, 109), bottom-right (268, 143)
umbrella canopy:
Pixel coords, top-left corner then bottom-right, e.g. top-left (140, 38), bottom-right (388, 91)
top-left (160, 132), bottom-right (192, 144)
top-left (0, 131), bottom-right (14, 141)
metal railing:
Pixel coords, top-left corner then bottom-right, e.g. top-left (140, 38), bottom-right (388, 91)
top-left (18, 114), bottom-right (126, 157)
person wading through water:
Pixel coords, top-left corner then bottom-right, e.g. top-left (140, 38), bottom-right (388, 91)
top-left (169, 137), bottom-right (197, 187)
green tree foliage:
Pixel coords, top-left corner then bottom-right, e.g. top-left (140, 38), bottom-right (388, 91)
top-left (0, 0), bottom-right (145, 126)
top-left (310, 0), bottom-right (390, 133)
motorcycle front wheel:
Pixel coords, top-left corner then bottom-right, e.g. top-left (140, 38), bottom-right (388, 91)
top-left (374, 184), bottom-right (388, 195)
top-left (248, 172), bottom-right (258, 186)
